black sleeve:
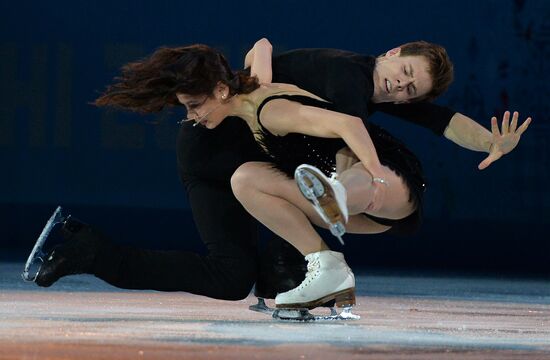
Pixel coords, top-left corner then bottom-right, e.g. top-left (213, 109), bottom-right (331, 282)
top-left (321, 57), bottom-right (370, 121)
top-left (371, 102), bottom-right (456, 136)
top-left (272, 49), bottom-right (370, 122)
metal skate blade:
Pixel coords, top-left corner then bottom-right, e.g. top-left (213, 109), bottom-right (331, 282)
top-left (296, 170), bottom-right (325, 199)
top-left (248, 298), bottom-right (276, 315)
top-left (272, 306), bottom-right (360, 322)
top-left (314, 306), bottom-right (360, 321)
top-left (335, 234), bottom-right (345, 246)
top-left (296, 169), bottom-right (347, 245)
top-left (272, 308), bottom-right (315, 322)
top-left (21, 206), bottom-right (65, 282)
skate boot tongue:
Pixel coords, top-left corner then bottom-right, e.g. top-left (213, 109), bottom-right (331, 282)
top-left (305, 252), bottom-right (320, 266)
top-left (305, 252), bottom-right (318, 261)
top-left (306, 250), bottom-right (343, 264)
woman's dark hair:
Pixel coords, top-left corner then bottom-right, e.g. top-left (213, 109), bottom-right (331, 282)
top-left (94, 44), bottom-right (259, 113)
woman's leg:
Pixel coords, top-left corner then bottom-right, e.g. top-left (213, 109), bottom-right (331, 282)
top-left (339, 162), bottom-right (415, 220)
top-left (231, 162), bottom-right (391, 246)
top-left (231, 162), bottom-right (331, 255)
top-left (230, 162), bottom-right (387, 310)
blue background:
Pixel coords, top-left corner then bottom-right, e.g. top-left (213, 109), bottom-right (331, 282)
top-left (1, 0), bottom-right (548, 274)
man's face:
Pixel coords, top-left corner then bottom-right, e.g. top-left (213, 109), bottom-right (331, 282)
top-left (372, 48), bottom-right (432, 104)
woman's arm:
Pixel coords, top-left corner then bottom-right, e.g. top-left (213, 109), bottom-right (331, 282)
top-left (243, 38), bottom-right (273, 84)
top-left (259, 99), bottom-right (384, 178)
top-left (260, 99), bottom-right (388, 210)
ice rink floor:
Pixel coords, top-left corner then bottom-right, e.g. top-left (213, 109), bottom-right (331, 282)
top-left (0, 262), bottom-right (549, 359)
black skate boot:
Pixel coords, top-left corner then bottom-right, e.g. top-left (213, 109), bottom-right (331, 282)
top-left (34, 215), bottom-right (111, 287)
top-left (254, 236), bottom-right (307, 299)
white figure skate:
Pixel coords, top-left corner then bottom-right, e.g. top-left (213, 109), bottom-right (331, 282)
top-left (294, 164), bottom-right (348, 245)
top-left (268, 250), bottom-right (359, 321)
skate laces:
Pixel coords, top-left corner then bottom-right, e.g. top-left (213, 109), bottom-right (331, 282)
top-left (306, 258), bottom-right (320, 273)
top-left (292, 255), bottom-right (320, 291)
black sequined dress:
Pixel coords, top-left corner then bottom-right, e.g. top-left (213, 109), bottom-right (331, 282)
top-left (254, 94), bottom-right (425, 235)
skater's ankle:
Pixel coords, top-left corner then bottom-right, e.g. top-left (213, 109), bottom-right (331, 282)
top-left (301, 243), bottom-right (331, 256)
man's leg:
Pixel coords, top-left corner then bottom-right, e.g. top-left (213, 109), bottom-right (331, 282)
top-left (35, 118), bottom-right (304, 300)
top-left (254, 236), bottom-right (306, 299)
top-left (92, 178), bottom-right (260, 300)
top-left (36, 178), bottom-right (259, 300)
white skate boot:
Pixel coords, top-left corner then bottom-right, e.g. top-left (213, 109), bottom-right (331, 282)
top-left (294, 164), bottom-right (348, 245)
top-left (273, 250), bottom-right (359, 321)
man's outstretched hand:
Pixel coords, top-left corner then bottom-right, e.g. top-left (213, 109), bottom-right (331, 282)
top-left (478, 111), bottom-right (531, 170)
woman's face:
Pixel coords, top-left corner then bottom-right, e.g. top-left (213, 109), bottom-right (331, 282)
top-left (177, 91), bottom-right (228, 129)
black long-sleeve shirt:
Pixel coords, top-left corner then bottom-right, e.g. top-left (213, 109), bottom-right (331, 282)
top-left (271, 48), bottom-right (456, 136)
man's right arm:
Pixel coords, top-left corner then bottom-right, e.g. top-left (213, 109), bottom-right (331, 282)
top-left (246, 40), bottom-right (533, 170)
top-left (376, 101), bottom-right (493, 150)
top-left (447, 111), bottom-right (531, 170)
top-left (443, 113), bottom-right (492, 152)
top-left (380, 102), bottom-right (531, 169)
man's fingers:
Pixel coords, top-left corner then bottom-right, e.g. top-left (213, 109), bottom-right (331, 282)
top-left (517, 117), bottom-right (532, 136)
top-left (478, 152), bottom-right (503, 170)
top-left (510, 111), bottom-right (519, 132)
top-left (502, 111), bottom-right (510, 134)
top-left (478, 156), bottom-right (492, 170)
top-left (491, 116), bottom-right (500, 136)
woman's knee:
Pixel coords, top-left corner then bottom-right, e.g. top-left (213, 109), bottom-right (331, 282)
top-left (230, 162), bottom-right (260, 201)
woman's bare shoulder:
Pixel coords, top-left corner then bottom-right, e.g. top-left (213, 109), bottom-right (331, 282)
top-left (254, 83), bottom-right (328, 102)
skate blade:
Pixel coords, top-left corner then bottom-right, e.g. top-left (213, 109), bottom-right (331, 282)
top-left (331, 225), bottom-right (346, 245)
top-left (295, 169), bottom-right (346, 244)
top-left (276, 287), bottom-right (356, 311)
top-left (249, 299), bottom-right (314, 320)
top-left (21, 206), bottom-right (65, 282)
top-left (248, 298), bottom-right (276, 315)
top-left (272, 306), bottom-right (360, 322)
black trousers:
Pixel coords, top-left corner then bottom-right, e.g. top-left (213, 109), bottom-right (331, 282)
top-left (92, 118), bottom-right (270, 300)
